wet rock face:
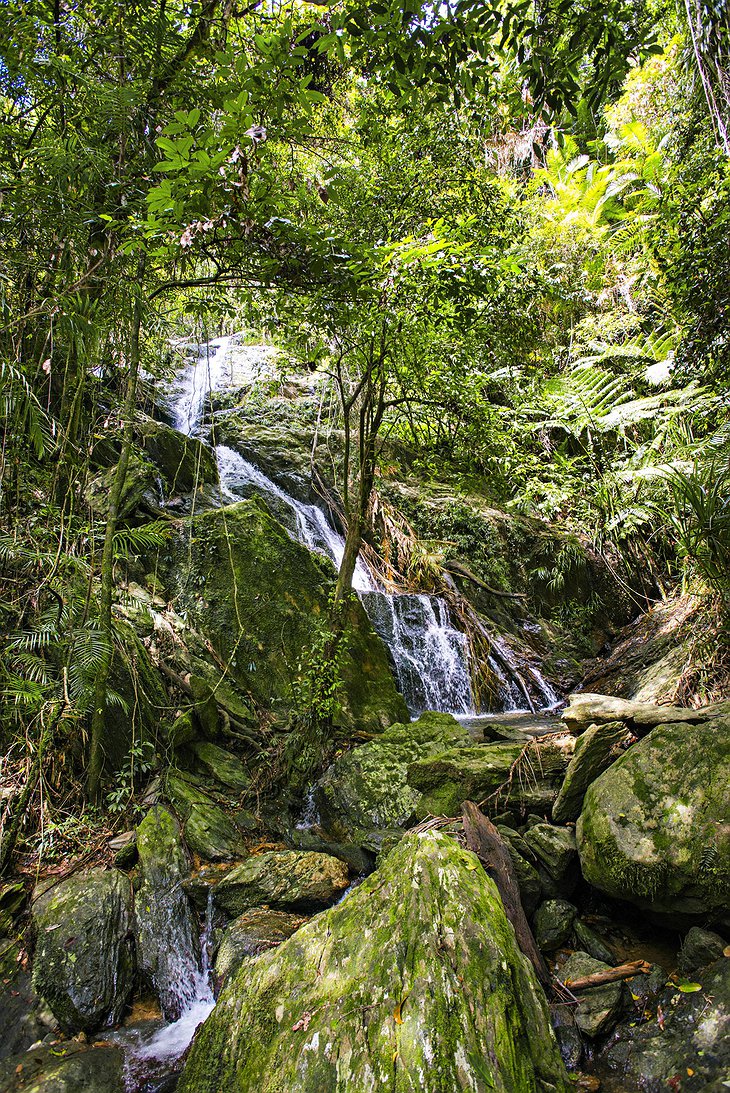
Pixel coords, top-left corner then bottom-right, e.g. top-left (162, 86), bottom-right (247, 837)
top-left (31, 868), bottom-right (134, 1034)
top-left (577, 719), bottom-right (730, 923)
top-left (179, 831), bottom-right (570, 1093)
top-left (0, 1042), bottom-right (124, 1093)
top-left (602, 958), bottom-right (730, 1092)
top-left (315, 712), bottom-right (469, 841)
top-left (214, 850), bottom-right (350, 916)
top-left (134, 806), bottom-right (203, 1021)
top-left (0, 939), bottom-right (55, 1062)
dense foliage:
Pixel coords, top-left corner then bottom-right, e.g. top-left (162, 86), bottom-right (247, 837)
top-left (0, 0), bottom-right (728, 849)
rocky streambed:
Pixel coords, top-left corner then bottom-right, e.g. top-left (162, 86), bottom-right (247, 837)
top-left (1, 694), bottom-right (728, 1093)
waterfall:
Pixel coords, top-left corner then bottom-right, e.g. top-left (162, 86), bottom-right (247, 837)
top-left (165, 338), bottom-right (558, 717)
top-left (170, 336), bottom-right (273, 437)
top-left (115, 892), bottom-right (215, 1088)
top-left (360, 592), bottom-right (473, 715)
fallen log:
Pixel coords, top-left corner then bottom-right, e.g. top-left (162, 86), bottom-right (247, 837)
top-left (461, 800), bottom-right (551, 992)
top-left (560, 959), bottom-right (652, 992)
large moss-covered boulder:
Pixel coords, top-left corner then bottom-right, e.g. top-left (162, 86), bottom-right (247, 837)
top-left (407, 740), bottom-right (567, 820)
top-left (179, 831), bottom-right (569, 1093)
top-left (577, 719), bottom-right (730, 922)
top-left (214, 850), bottom-right (349, 916)
top-left (315, 712), bottom-right (470, 840)
top-left (134, 806), bottom-right (204, 1020)
top-left (166, 771), bottom-right (243, 860)
top-left (552, 720), bottom-right (632, 823)
top-left (31, 869), bottom-right (134, 1033)
top-left (0, 1043), bottom-right (124, 1093)
top-left (164, 499), bottom-right (407, 731)
top-left (137, 418), bottom-right (218, 493)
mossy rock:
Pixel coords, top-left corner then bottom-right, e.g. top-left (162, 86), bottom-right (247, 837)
top-left (134, 806), bottom-right (203, 1020)
top-left (166, 772), bottom-right (243, 861)
top-left (31, 869), bottom-right (134, 1034)
top-left (577, 719), bottom-right (730, 923)
top-left (137, 418), bottom-right (218, 493)
top-left (552, 720), bottom-right (632, 823)
top-left (179, 830), bottom-right (570, 1093)
top-left (534, 899), bottom-right (577, 952)
top-left (315, 712), bottom-right (470, 841)
top-left (0, 1043), bottom-right (124, 1093)
top-left (522, 824), bottom-right (578, 886)
top-left (214, 850), bottom-right (350, 916)
top-left (214, 909), bottom-right (306, 983)
top-left (193, 742), bottom-right (250, 790)
top-left (84, 452), bottom-right (155, 519)
top-left (407, 740), bottom-right (567, 820)
top-left (163, 499), bottom-right (407, 731)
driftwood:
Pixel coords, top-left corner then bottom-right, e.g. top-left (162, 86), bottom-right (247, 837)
top-left (461, 801), bottom-right (551, 992)
top-left (560, 959), bottom-right (652, 992)
top-left (444, 560), bottom-right (528, 600)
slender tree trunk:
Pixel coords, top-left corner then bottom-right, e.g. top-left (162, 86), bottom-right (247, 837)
top-left (87, 268), bottom-right (144, 801)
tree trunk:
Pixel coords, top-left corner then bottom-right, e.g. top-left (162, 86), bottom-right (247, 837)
top-left (461, 800), bottom-right (551, 992)
top-left (87, 272), bottom-right (143, 802)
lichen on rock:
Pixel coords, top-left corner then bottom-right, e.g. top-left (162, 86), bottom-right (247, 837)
top-left (179, 830), bottom-right (570, 1093)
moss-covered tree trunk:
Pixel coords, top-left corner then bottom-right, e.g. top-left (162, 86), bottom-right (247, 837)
top-left (87, 276), bottom-right (143, 802)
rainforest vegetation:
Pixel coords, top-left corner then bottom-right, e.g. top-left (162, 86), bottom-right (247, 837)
top-left (0, 1), bottom-right (728, 1091)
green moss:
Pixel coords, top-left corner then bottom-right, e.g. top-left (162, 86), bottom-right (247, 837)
top-left (163, 499), bottom-right (406, 731)
top-left (179, 831), bottom-right (569, 1093)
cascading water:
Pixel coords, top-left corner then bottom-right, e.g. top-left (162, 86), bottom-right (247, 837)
top-left (167, 337), bottom-right (557, 718)
top-left (115, 892), bottom-right (215, 1089)
top-left (360, 592), bottom-right (473, 715)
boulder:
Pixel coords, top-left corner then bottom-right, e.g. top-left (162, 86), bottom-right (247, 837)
top-left (561, 692), bottom-right (728, 735)
top-left (137, 418), bottom-right (218, 493)
top-left (214, 850), bottom-right (349, 916)
top-left (577, 719), bottom-right (730, 922)
top-left (0, 1043), bottom-right (124, 1093)
top-left (84, 453), bottom-right (155, 519)
top-left (407, 739), bottom-right (567, 820)
top-left (552, 720), bottom-right (632, 823)
top-left (677, 926), bottom-right (726, 975)
top-left (163, 499), bottom-right (408, 732)
top-left (523, 824), bottom-right (578, 887)
top-left (134, 806), bottom-right (204, 1020)
top-left (560, 952), bottom-right (625, 1037)
top-left (534, 900), bottom-right (577, 952)
top-left (603, 958), bottom-right (730, 1091)
top-left (179, 831), bottom-right (570, 1093)
top-left (315, 712), bottom-right (469, 841)
top-left (573, 920), bottom-right (616, 965)
top-left (166, 771), bottom-right (243, 860)
top-left (0, 939), bottom-right (54, 1062)
top-left (31, 869), bottom-right (134, 1033)
top-left (192, 742), bottom-right (250, 791)
top-left (214, 909), bottom-right (306, 983)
